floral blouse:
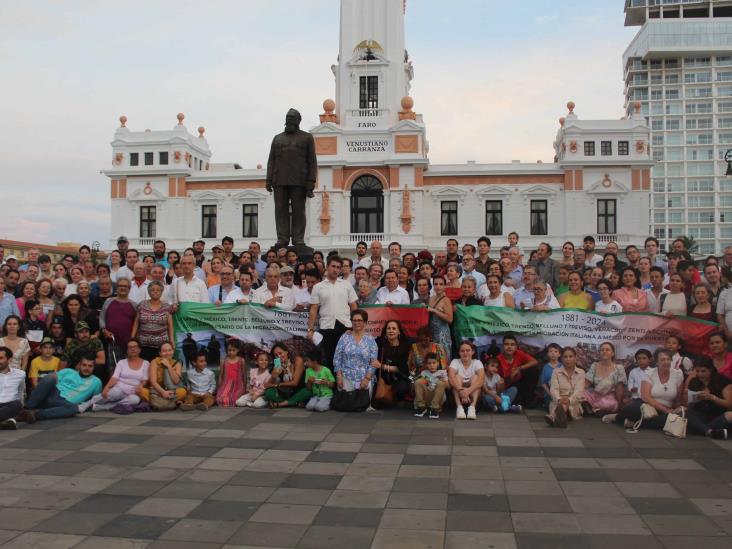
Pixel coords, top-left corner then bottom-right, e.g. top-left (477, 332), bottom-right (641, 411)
top-left (333, 332), bottom-right (378, 384)
top-left (585, 362), bottom-right (627, 395)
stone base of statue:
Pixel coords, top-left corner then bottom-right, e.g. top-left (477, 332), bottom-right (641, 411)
top-left (291, 244), bottom-right (314, 263)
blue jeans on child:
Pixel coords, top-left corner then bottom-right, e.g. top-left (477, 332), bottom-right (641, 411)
top-left (482, 386), bottom-right (518, 412)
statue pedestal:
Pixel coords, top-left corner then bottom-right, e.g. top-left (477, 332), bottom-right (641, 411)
top-left (291, 244), bottom-right (314, 263)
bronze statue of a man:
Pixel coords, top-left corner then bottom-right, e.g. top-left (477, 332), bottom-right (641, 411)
top-left (266, 108), bottom-right (318, 248)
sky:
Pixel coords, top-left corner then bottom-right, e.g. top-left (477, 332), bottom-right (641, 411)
top-left (0, 0), bottom-right (638, 247)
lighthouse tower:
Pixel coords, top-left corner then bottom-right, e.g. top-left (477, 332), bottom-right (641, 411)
top-left (308, 0), bottom-right (428, 248)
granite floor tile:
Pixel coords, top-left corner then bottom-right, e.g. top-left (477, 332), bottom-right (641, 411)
top-left (127, 497), bottom-right (202, 518)
top-left (515, 532), bottom-right (592, 549)
top-left (386, 491), bottom-right (448, 510)
top-left (446, 510), bottom-right (513, 532)
top-left (447, 493), bottom-right (509, 511)
top-left (511, 512), bottom-right (582, 534)
top-left (370, 527), bottom-right (444, 549)
top-left (312, 506), bottom-right (383, 527)
top-left (228, 521), bottom-right (307, 547)
top-left (641, 514), bottom-right (727, 536)
top-left (615, 482), bottom-right (681, 499)
top-left (297, 525), bottom-right (375, 549)
top-left (445, 531), bottom-right (517, 549)
top-left (326, 490), bottom-right (390, 508)
top-left (391, 477), bottom-right (450, 493)
top-left (268, 487), bottom-right (333, 505)
top-left (158, 518), bottom-right (242, 543)
top-left (567, 495), bottom-right (636, 515)
top-left (628, 497), bottom-right (702, 515)
top-left (0, 532), bottom-right (85, 549)
top-left (93, 514), bottom-right (178, 539)
top-left (379, 508), bottom-right (446, 530)
top-left (282, 473), bottom-right (342, 490)
top-left (249, 503), bottom-right (321, 525)
top-left (508, 494), bottom-right (572, 513)
top-left (71, 536), bottom-right (150, 549)
top-left (32, 511), bottom-right (117, 535)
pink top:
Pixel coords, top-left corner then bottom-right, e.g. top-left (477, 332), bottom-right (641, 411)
top-left (717, 352), bottom-right (732, 382)
top-left (612, 287), bottom-right (649, 313)
top-left (112, 359), bottom-right (150, 395)
top-left (248, 369), bottom-right (272, 396)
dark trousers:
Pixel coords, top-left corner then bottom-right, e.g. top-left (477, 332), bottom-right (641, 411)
top-left (514, 365), bottom-right (541, 407)
top-left (273, 186), bottom-right (307, 245)
top-left (687, 409), bottom-right (732, 436)
top-left (0, 400), bottom-right (22, 422)
top-left (25, 375), bottom-right (78, 420)
top-left (319, 321), bottom-right (347, 368)
top-left (615, 400), bottom-right (668, 430)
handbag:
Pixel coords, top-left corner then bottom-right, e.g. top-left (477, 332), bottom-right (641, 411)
top-left (663, 407), bottom-right (687, 438)
top-left (149, 391), bottom-right (177, 411)
top-left (629, 403), bottom-right (659, 432)
top-left (332, 389), bottom-right (370, 412)
top-left (373, 375), bottom-right (396, 408)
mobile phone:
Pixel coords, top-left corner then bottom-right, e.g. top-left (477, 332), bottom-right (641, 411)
top-left (273, 357), bottom-right (282, 369)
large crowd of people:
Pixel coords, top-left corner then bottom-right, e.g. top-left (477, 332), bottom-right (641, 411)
top-left (0, 235), bottom-right (731, 440)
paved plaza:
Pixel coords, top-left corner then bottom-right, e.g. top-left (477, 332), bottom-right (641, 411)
top-left (0, 408), bottom-right (730, 549)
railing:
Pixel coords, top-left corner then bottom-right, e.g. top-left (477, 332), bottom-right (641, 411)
top-left (128, 238), bottom-right (156, 247)
top-left (349, 233), bottom-right (384, 243)
top-left (596, 234), bottom-right (631, 243)
top-left (346, 108), bottom-right (390, 118)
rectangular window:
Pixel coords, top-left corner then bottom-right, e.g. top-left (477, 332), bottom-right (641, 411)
top-left (687, 210), bottom-right (715, 223)
top-left (485, 201), bottom-right (503, 235)
top-left (440, 201), bottom-right (458, 236)
top-left (159, 152), bottom-right (168, 165)
top-left (597, 199), bottom-right (616, 235)
top-left (583, 141), bottom-right (595, 156)
top-left (242, 204), bottom-right (258, 238)
top-left (530, 200), bottom-right (548, 236)
top-left (201, 205), bottom-right (217, 238)
top-left (144, 152), bottom-right (153, 166)
top-left (139, 206), bottom-right (156, 238)
top-left (618, 141), bottom-right (629, 155)
top-left (600, 141), bottom-right (612, 156)
top-left (130, 152), bottom-right (139, 166)
top-left (666, 119), bottom-right (681, 130)
top-left (359, 75), bottom-right (378, 109)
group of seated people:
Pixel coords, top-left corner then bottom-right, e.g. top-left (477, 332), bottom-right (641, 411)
top-left (0, 233), bottom-right (731, 438)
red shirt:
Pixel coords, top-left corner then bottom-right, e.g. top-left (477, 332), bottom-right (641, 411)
top-left (497, 349), bottom-right (535, 384)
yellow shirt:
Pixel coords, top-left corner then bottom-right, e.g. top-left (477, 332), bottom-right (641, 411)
top-left (29, 356), bottom-right (60, 380)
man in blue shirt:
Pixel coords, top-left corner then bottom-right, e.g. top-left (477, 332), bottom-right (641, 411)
top-left (16, 354), bottom-right (102, 423)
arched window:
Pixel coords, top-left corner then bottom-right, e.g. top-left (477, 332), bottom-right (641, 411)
top-left (350, 175), bottom-right (384, 233)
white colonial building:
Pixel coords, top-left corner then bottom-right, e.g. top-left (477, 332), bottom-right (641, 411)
top-left (105, 0), bottom-right (652, 254)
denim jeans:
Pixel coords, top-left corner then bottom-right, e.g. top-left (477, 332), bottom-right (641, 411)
top-left (25, 375), bottom-right (78, 420)
top-left (482, 386), bottom-right (518, 411)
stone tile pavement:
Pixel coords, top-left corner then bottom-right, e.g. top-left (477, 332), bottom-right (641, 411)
top-left (0, 407), bottom-right (731, 549)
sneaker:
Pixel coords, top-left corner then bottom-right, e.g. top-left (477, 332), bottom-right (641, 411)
top-left (623, 419), bottom-right (635, 429)
top-left (510, 405), bottom-right (523, 414)
top-left (195, 403), bottom-right (209, 411)
top-left (15, 409), bottom-right (36, 424)
top-left (366, 406), bottom-right (378, 413)
top-left (466, 406), bottom-right (477, 420)
top-left (77, 400), bottom-right (93, 414)
top-left (456, 406), bottom-right (466, 420)
top-left (180, 403), bottom-right (195, 411)
top-left (0, 418), bottom-right (17, 430)
top-left (544, 414), bottom-right (554, 427)
top-left (414, 407), bottom-right (426, 418)
top-left (710, 429), bottom-right (728, 440)
top-left (601, 413), bottom-right (617, 424)
top-left (554, 405), bottom-right (568, 428)
top-left (429, 409), bottom-right (440, 419)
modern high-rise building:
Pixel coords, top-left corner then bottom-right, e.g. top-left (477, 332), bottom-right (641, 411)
top-left (623, 0), bottom-right (732, 255)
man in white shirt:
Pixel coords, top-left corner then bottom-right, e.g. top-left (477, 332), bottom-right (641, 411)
top-left (116, 249), bottom-right (140, 281)
top-left (253, 267), bottom-right (295, 311)
top-left (645, 266), bottom-right (669, 313)
top-left (375, 269), bottom-right (410, 305)
top-left (173, 256), bottom-right (209, 304)
top-left (583, 236), bottom-right (603, 268)
top-left (225, 272), bottom-right (256, 304)
top-left (279, 265), bottom-right (297, 289)
top-left (127, 262), bottom-right (151, 305)
top-left (0, 346), bottom-right (25, 429)
top-left (208, 266), bottom-right (238, 305)
top-left (353, 241), bottom-right (368, 268)
top-left (358, 241), bottom-right (385, 271)
top-left (308, 256), bottom-right (358, 366)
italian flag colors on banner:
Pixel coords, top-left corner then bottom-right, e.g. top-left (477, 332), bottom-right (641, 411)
top-left (453, 305), bottom-right (718, 360)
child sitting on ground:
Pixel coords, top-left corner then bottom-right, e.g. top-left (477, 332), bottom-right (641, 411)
top-left (540, 343), bottom-right (563, 409)
top-left (414, 352), bottom-right (448, 419)
top-left (482, 357), bottom-right (521, 413)
top-left (181, 350), bottom-right (216, 411)
top-left (236, 351), bottom-right (271, 408)
top-left (627, 348), bottom-right (653, 400)
top-left (304, 348), bottom-right (336, 412)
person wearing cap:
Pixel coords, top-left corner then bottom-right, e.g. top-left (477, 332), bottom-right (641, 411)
top-left (16, 353), bottom-right (102, 423)
top-left (28, 337), bottom-right (60, 389)
top-left (208, 265), bottom-right (238, 305)
top-left (107, 236), bottom-right (130, 267)
top-left (279, 265), bottom-right (296, 289)
top-left (59, 321), bottom-right (106, 382)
